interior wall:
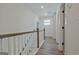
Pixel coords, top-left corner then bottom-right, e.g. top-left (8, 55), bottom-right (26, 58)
top-left (38, 16), bottom-right (56, 38)
top-left (65, 3), bottom-right (79, 55)
top-left (0, 3), bottom-right (38, 34)
top-left (52, 16), bottom-right (56, 39)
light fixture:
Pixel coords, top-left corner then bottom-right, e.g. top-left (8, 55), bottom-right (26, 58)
top-left (41, 6), bottom-right (44, 8)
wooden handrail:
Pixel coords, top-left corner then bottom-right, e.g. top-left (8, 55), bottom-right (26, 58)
top-left (0, 29), bottom-right (44, 39)
top-left (0, 30), bottom-right (37, 39)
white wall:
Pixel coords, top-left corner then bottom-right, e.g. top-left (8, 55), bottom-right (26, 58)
top-left (65, 3), bottom-right (79, 55)
top-left (52, 16), bottom-right (56, 39)
top-left (38, 16), bottom-right (56, 38)
top-left (0, 4), bottom-right (38, 33)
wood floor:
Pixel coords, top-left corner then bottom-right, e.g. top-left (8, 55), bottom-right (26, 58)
top-left (36, 37), bottom-right (64, 55)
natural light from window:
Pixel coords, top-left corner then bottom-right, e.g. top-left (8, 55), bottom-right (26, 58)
top-left (44, 20), bottom-right (50, 25)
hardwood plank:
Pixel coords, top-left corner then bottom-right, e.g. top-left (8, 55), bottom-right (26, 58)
top-left (36, 37), bottom-right (64, 55)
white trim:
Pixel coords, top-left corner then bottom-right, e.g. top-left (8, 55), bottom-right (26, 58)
top-left (33, 40), bottom-right (45, 55)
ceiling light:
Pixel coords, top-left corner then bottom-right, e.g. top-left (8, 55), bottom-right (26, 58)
top-left (41, 6), bottom-right (44, 8)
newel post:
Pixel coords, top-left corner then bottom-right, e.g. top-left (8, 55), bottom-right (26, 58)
top-left (44, 28), bottom-right (45, 40)
top-left (37, 28), bottom-right (39, 48)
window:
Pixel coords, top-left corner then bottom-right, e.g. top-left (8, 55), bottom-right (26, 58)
top-left (44, 20), bottom-right (50, 25)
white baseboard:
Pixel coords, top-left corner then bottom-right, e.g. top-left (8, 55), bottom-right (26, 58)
top-left (34, 40), bottom-right (45, 55)
top-left (33, 48), bottom-right (39, 55)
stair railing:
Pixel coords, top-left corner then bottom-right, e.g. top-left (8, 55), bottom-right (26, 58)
top-left (0, 28), bottom-right (45, 55)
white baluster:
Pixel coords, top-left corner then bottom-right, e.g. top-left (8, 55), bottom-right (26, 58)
top-left (13, 36), bottom-right (16, 55)
top-left (18, 36), bottom-right (21, 55)
top-left (8, 37), bottom-right (11, 55)
top-left (16, 36), bottom-right (19, 55)
top-left (25, 34), bottom-right (28, 55)
top-left (0, 38), bottom-right (3, 54)
top-left (17, 36), bottom-right (20, 54)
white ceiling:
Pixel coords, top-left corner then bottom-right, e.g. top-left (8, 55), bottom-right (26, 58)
top-left (24, 3), bottom-right (60, 17)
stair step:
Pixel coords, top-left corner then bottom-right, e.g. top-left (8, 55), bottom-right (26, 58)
top-left (0, 52), bottom-right (8, 55)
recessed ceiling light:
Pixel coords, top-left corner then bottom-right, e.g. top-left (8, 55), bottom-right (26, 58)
top-left (41, 6), bottom-right (44, 8)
